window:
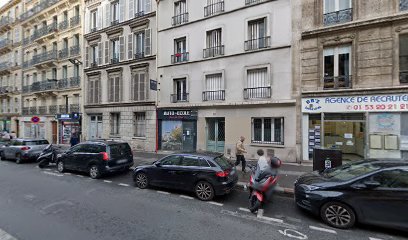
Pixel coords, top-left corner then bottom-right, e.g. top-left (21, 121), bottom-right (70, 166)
top-left (131, 70), bottom-right (147, 101)
top-left (402, 0), bottom-right (408, 11)
top-left (111, 1), bottom-right (119, 25)
top-left (204, 29), bottom-right (223, 58)
top-left (252, 118), bottom-right (284, 145)
top-left (41, 71), bottom-right (46, 82)
top-left (108, 76), bottom-right (121, 102)
top-left (172, 0), bottom-right (188, 26)
top-left (110, 113), bottom-right (120, 135)
top-left (62, 66), bottom-right (68, 79)
top-left (134, 112), bottom-right (146, 137)
top-left (180, 156), bottom-right (210, 167)
top-left (245, 68), bottom-right (270, 99)
top-left (88, 77), bottom-right (100, 104)
top-left (323, 45), bottom-right (351, 89)
top-left (134, 31), bottom-right (145, 58)
top-left (323, 0), bottom-right (352, 25)
top-left (400, 35), bottom-right (408, 83)
top-left (91, 45), bottom-right (98, 66)
top-left (204, 0), bottom-right (224, 17)
top-left (160, 155), bottom-right (182, 166)
top-left (86, 144), bottom-right (106, 153)
top-left (33, 73), bottom-right (37, 83)
top-left (246, 18), bottom-right (270, 51)
top-left (51, 68), bottom-right (57, 80)
top-left (203, 73), bottom-right (224, 101)
top-left (135, 0), bottom-right (151, 16)
top-left (111, 39), bottom-right (119, 63)
top-left (91, 10), bottom-right (97, 31)
top-left (370, 170), bottom-right (408, 189)
top-left (173, 37), bottom-right (188, 63)
top-left (172, 78), bottom-right (188, 102)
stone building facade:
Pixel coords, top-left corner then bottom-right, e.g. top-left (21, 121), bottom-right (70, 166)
top-left (82, 0), bottom-right (157, 152)
top-left (300, 0), bottom-right (408, 161)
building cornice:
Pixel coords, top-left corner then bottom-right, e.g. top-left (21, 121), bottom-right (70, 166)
top-left (84, 101), bottom-right (156, 109)
top-left (84, 56), bottom-right (156, 73)
top-left (158, 99), bottom-right (297, 109)
top-left (302, 86), bottom-right (408, 98)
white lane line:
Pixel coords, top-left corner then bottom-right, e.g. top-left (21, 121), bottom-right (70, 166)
top-left (53, 171), bottom-right (60, 173)
top-left (43, 171), bottom-right (64, 177)
top-left (369, 238), bottom-right (384, 240)
top-left (309, 226), bottom-right (337, 234)
top-left (208, 201), bottom-right (223, 206)
top-left (256, 209), bottom-right (284, 223)
top-left (103, 180), bottom-right (112, 183)
top-left (75, 175), bottom-right (84, 178)
top-left (157, 191), bottom-right (170, 195)
top-left (64, 173), bottom-right (71, 175)
top-left (238, 207), bottom-right (251, 213)
top-left (179, 195), bottom-right (194, 200)
top-left (118, 183), bottom-right (130, 187)
top-left (0, 228), bottom-right (18, 240)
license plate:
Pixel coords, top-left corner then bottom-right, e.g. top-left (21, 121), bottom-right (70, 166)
top-left (117, 159), bottom-right (128, 164)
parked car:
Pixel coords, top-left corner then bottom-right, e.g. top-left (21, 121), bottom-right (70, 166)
top-left (133, 152), bottom-right (238, 201)
top-left (56, 140), bottom-right (134, 179)
top-left (0, 138), bottom-right (50, 164)
top-left (0, 138), bottom-right (10, 155)
top-left (294, 159), bottom-right (408, 231)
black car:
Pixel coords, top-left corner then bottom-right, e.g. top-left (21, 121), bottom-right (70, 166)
top-left (132, 152), bottom-right (238, 201)
top-left (56, 140), bottom-right (134, 179)
top-left (294, 159), bottom-right (408, 230)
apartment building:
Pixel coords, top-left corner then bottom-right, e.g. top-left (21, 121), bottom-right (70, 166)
top-left (301, 0), bottom-right (408, 161)
top-left (82, 0), bottom-right (157, 151)
top-left (19, 0), bottom-right (83, 143)
top-left (157, 0), bottom-right (300, 161)
top-left (0, 0), bottom-right (23, 135)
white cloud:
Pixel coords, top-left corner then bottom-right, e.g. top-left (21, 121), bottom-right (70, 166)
top-left (0, 0), bottom-right (9, 9)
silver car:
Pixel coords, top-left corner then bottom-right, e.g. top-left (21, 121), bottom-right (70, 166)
top-left (0, 139), bottom-right (50, 164)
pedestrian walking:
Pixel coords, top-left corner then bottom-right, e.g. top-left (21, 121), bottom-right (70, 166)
top-left (70, 130), bottom-right (80, 147)
top-left (235, 136), bottom-right (247, 172)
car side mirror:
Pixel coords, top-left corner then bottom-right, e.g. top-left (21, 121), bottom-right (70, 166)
top-left (154, 162), bottom-right (161, 167)
top-left (363, 181), bottom-right (381, 189)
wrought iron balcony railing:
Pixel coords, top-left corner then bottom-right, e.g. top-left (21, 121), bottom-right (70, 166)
top-left (20, 0), bottom-right (59, 22)
top-left (23, 37), bottom-right (30, 45)
top-left (171, 52), bottom-right (189, 63)
top-left (59, 105), bottom-right (67, 114)
top-left (400, 71), bottom-right (408, 84)
top-left (39, 106), bottom-right (47, 115)
top-left (111, 19), bottom-right (119, 26)
top-left (49, 105), bottom-right (58, 114)
top-left (70, 45), bottom-right (80, 56)
top-left (244, 36), bottom-right (271, 51)
top-left (70, 104), bottom-right (80, 113)
top-left (0, 16), bottom-right (13, 28)
top-left (59, 48), bottom-right (69, 59)
top-left (29, 106), bottom-right (37, 115)
top-left (172, 13), bottom-right (189, 26)
top-left (111, 57), bottom-right (119, 64)
top-left (22, 107), bottom-right (29, 115)
top-left (202, 90), bottom-right (225, 101)
top-left (401, 0), bottom-right (408, 11)
top-left (135, 11), bottom-right (145, 18)
top-left (0, 62), bottom-right (11, 71)
top-left (134, 52), bottom-right (145, 59)
top-left (204, 1), bottom-right (224, 17)
top-left (32, 50), bottom-right (57, 65)
top-left (59, 20), bottom-right (68, 31)
top-left (171, 93), bottom-right (189, 103)
top-left (0, 39), bottom-right (12, 49)
top-left (203, 45), bottom-right (224, 58)
top-left (323, 75), bottom-right (352, 89)
top-left (70, 76), bottom-right (81, 87)
top-left (32, 22), bottom-right (58, 42)
top-left (243, 86), bottom-right (271, 99)
top-left (324, 8), bottom-right (353, 26)
top-left (70, 15), bottom-right (80, 27)
top-left (22, 86), bottom-right (30, 93)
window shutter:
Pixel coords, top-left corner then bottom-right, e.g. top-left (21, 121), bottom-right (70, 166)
top-left (105, 3), bottom-right (110, 27)
top-left (119, 0), bottom-right (125, 22)
top-left (97, 7), bottom-right (102, 30)
top-left (145, 0), bottom-right (151, 13)
top-left (119, 36), bottom-right (125, 61)
top-left (85, 46), bottom-right (89, 67)
top-left (134, 73), bottom-right (139, 101)
top-left (127, 34), bottom-right (133, 60)
top-left (144, 28), bottom-right (151, 56)
top-left (129, 0), bottom-right (134, 19)
top-left (105, 40), bottom-right (109, 64)
top-left (98, 42), bottom-right (103, 65)
top-left (140, 73), bottom-right (145, 100)
top-left (88, 80), bottom-right (94, 103)
top-left (96, 80), bottom-right (101, 103)
top-left (85, 11), bottom-right (90, 33)
top-left (115, 77), bottom-right (120, 102)
top-left (109, 78), bottom-right (113, 102)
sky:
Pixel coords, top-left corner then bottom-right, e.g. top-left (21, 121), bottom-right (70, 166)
top-left (0, 0), bottom-right (8, 9)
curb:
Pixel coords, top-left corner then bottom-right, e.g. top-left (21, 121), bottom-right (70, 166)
top-left (237, 181), bottom-right (294, 197)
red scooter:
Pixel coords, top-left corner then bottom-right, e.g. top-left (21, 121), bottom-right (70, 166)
top-left (248, 157), bottom-right (281, 213)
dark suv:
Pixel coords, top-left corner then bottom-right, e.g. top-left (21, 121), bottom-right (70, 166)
top-left (132, 152), bottom-right (238, 201)
top-left (56, 140), bottom-right (134, 179)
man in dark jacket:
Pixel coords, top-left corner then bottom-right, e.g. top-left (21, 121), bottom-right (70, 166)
top-left (70, 131), bottom-right (80, 146)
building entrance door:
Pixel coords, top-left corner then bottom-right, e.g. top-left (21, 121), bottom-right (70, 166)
top-left (182, 121), bottom-right (195, 152)
top-left (206, 118), bottom-right (225, 153)
top-left (89, 115), bottom-right (103, 140)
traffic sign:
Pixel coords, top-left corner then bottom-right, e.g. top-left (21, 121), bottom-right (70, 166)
top-left (31, 116), bottom-right (40, 124)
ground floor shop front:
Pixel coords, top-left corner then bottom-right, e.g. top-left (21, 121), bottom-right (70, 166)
top-left (302, 93), bottom-right (408, 161)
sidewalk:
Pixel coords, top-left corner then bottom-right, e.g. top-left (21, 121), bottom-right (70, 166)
top-left (133, 151), bottom-right (313, 196)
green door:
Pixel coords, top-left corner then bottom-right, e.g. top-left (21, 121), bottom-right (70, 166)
top-left (207, 118), bottom-right (225, 153)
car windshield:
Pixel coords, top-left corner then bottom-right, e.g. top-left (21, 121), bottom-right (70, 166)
top-left (213, 156), bottom-right (232, 170)
top-left (322, 161), bottom-right (381, 181)
top-left (24, 140), bottom-right (49, 145)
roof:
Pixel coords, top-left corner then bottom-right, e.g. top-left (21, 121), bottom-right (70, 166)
top-left (173, 151), bottom-right (224, 158)
top-left (83, 139), bottom-right (128, 145)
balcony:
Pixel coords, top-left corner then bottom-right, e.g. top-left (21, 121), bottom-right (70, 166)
top-left (70, 15), bottom-right (80, 27)
top-left (59, 105), bottom-right (67, 114)
top-left (29, 107), bottom-right (37, 115)
top-left (323, 75), bottom-right (352, 89)
top-left (20, 0), bottom-right (60, 22)
top-left (49, 105), bottom-right (58, 114)
top-left (0, 39), bottom-right (13, 53)
top-left (70, 45), bottom-right (80, 56)
top-left (23, 37), bottom-right (30, 45)
top-left (171, 93), bottom-right (189, 103)
top-left (22, 107), bottom-right (29, 115)
top-left (111, 19), bottom-right (120, 26)
top-left (111, 56), bottom-right (119, 64)
top-left (90, 62), bottom-right (98, 68)
top-left (204, 1), bottom-right (224, 17)
top-left (59, 20), bottom-right (68, 31)
top-left (33, 23), bottom-right (58, 43)
top-left (70, 104), bottom-right (80, 113)
top-left (171, 52), bottom-right (189, 64)
top-left (135, 11), bottom-right (145, 18)
top-left (30, 81), bottom-right (58, 93)
top-left (244, 87), bottom-right (271, 99)
top-left (91, 27), bottom-right (98, 33)
top-left (22, 86), bottom-right (30, 93)
top-left (244, 36), bottom-right (271, 51)
top-left (0, 62), bottom-right (11, 74)
top-left (57, 77), bottom-right (80, 89)
top-left (70, 76), bottom-right (81, 88)
top-left (203, 45), bottom-right (224, 58)
top-left (32, 50), bottom-right (57, 67)
top-left (324, 8), bottom-right (353, 26)
top-left (0, 17), bottom-right (13, 33)
top-left (23, 61), bottom-right (32, 69)
top-left (245, 0), bottom-right (266, 5)
top-left (400, 71), bottom-right (408, 84)
top-left (134, 52), bottom-right (145, 60)
top-left (172, 13), bottom-right (189, 26)
top-left (59, 48), bottom-right (69, 59)
top-left (39, 106), bottom-right (47, 115)
top-left (203, 90), bottom-right (225, 101)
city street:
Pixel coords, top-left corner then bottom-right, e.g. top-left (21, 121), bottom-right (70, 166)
top-left (0, 160), bottom-right (406, 240)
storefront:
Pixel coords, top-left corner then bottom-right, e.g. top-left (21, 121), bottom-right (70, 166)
top-left (158, 109), bottom-right (197, 152)
top-left (21, 117), bottom-right (46, 139)
top-left (302, 93), bottom-right (408, 161)
top-left (56, 113), bottom-right (81, 144)
top-left (0, 118), bottom-right (11, 132)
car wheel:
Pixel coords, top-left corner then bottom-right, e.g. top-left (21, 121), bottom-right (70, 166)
top-left (89, 165), bottom-right (101, 179)
top-left (249, 195), bottom-right (261, 213)
top-left (134, 172), bottom-right (149, 189)
top-left (195, 181), bottom-right (214, 201)
top-left (15, 154), bottom-right (22, 164)
top-left (321, 202), bottom-right (356, 229)
top-left (57, 161), bottom-right (65, 173)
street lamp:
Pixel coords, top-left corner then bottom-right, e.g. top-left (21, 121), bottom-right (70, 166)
top-left (68, 58), bottom-right (83, 65)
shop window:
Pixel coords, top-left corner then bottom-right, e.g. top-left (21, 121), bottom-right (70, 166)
top-left (323, 45), bottom-right (352, 89)
top-left (110, 113), bottom-right (120, 136)
top-left (399, 34), bottom-right (408, 83)
top-left (134, 112), bottom-right (146, 137)
top-left (252, 117), bottom-right (284, 145)
top-left (323, 0), bottom-right (352, 26)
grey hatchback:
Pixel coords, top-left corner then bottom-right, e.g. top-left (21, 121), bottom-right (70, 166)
top-left (0, 138), bottom-right (49, 164)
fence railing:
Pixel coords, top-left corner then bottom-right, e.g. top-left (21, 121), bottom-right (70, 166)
top-left (243, 87), bottom-right (271, 99)
top-left (171, 52), bottom-right (189, 63)
top-left (20, 0), bottom-right (60, 22)
top-left (324, 8), bottom-right (353, 26)
top-left (172, 13), bottom-right (189, 26)
top-left (244, 36), bottom-right (271, 51)
top-left (203, 45), bottom-right (224, 58)
top-left (323, 75), bottom-right (352, 89)
top-left (70, 15), bottom-right (80, 27)
top-left (171, 93), bottom-right (189, 103)
top-left (202, 90), bottom-right (225, 101)
top-left (204, 1), bottom-right (224, 17)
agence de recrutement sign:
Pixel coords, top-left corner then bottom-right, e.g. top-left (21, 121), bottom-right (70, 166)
top-left (302, 94), bottom-right (408, 113)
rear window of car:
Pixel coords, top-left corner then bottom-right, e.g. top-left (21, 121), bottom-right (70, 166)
top-left (86, 144), bottom-right (106, 153)
top-left (24, 140), bottom-right (49, 145)
top-left (180, 156), bottom-right (210, 167)
top-left (213, 156), bottom-right (232, 170)
top-left (109, 143), bottom-right (132, 157)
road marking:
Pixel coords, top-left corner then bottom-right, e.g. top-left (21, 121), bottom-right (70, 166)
top-left (43, 171), bottom-right (64, 177)
top-left (118, 183), bottom-right (130, 187)
top-left (157, 191), bottom-right (170, 195)
top-left (221, 210), bottom-right (294, 229)
top-left (258, 215), bottom-right (284, 223)
top-left (369, 238), bottom-right (384, 240)
top-left (53, 171), bottom-right (59, 173)
top-left (238, 207), bottom-right (251, 213)
top-left (64, 173), bottom-right (71, 175)
top-left (0, 228), bottom-right (18, 240)
top-left (208, 201), bottom-right (223, 206)
top-left (103, 180), bottom-right (112, 183)
top-left (309, 226), bottom-right (337, 234)
top-left (179, 195), bottom-right (194, 200)
top-left (75, 175), bottom-right (84, 178)
top-left (278, 229), bottom-right (308, 239)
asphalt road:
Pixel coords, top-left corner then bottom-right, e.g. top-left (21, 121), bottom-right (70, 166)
top-left (0, 160), bottom-right (406, 240)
